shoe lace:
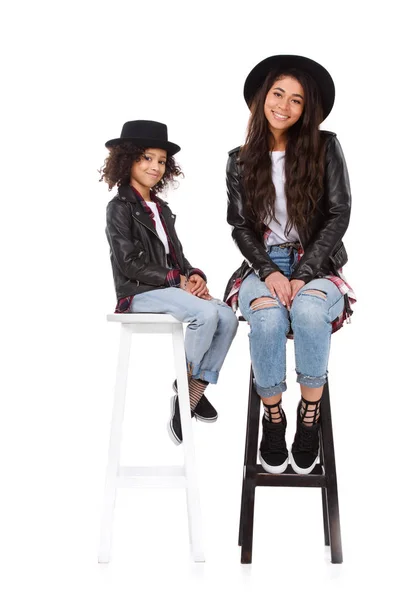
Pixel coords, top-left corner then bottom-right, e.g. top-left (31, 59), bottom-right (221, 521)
top-left (295, 425), bottom-right (319, 452)
top-left (266, 427), bottom-right (286, 452)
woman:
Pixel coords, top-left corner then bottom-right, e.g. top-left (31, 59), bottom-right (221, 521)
top-left (224, 55), bottom-right (355, 474)
top-left (101, 120), bottom-right (238, 445)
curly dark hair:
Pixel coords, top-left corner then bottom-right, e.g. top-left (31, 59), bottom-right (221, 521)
top-left (99, 142), bottom-right (183, 192)
top-left (240, 68), bottom-right (327, 237)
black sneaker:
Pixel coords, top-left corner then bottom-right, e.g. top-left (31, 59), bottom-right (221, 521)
top-left (290, 404), bottom-right (320, 474)
top-left (172, 380), bottom-right (218, 423)
top-left (168, 394), bottom-right (194, 445)
top-left (259, 411), bottom-right (289, 474)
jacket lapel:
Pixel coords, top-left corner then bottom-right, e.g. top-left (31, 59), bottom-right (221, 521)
top-left (158, 202), bottom-right (185, 269)
top-left (158, 202), bottom-right (176, 238)
top-left (118, 185), bottom-right (157, 233)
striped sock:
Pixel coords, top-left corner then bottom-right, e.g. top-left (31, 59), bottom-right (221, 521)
top-left (189, 378), bottom-right (208, 411)
top-left (300, 397), bottom-right (321, 426)
top-left (263, 400), bottom-right (283, 423)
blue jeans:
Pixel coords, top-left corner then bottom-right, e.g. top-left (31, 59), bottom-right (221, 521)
top-left (238, 245), bottom-right (344, 398)
top-left (129, 288), bottom-right (238, 384)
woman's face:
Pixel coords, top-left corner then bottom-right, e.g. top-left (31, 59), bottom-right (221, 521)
top-left (130, 147), bottom-right (167, 191)
top-left (264, 76), bottom-right (305, 135)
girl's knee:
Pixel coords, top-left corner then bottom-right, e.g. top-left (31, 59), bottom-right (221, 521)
top-left (220, 307), bottom-right (239, 335)
top-left (197, 303), bottom-right (219, 327)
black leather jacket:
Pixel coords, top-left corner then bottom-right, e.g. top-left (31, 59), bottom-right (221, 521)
top-left (106, 184), bottom-right (204, 300)
top-left (223, 131), bottom-right (351, 306)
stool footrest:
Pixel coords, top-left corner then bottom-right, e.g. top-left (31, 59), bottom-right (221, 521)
top-left (253, 464), bottom-right (326, 488)
top-left (117, 466), bottom-right (186, 488)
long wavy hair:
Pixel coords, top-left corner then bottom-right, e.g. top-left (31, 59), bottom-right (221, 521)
top-left (240, 68), bottom-right (327, 236)
top-left (99, 142), bottom-right (183, 193)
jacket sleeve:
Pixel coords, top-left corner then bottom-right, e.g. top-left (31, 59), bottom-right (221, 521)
top-left (290, 136), bottom-right (352, 283)
top-left (226, 152), bottom-right (280, 280)
top-left (106, 200), bottom-right (180, 287)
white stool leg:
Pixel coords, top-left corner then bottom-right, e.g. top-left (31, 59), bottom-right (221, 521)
top-left (172, 324), bottom-right (205, 562)
top-left (98, 324), bottom-right (132, 563)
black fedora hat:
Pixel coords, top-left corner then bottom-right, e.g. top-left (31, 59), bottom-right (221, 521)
top-left (244, 54), bottom-right (335, 120)
top-left (105, 120), bottom-right (181, 155)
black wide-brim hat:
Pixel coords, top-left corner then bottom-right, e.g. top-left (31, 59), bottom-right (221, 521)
top-left (244, 54), bottom-right (335, 120)
top-left (105, 120), bottom-right (181, 155)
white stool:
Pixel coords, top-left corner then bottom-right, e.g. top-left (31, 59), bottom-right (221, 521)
top-left (98, 313), bottom-right (205, 563)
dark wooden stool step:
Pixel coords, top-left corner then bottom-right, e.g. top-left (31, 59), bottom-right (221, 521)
top-left (238, 365), bottom-right (343, 564)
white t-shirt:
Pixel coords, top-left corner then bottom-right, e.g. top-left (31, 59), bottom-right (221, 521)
top-left (266, 151), bottom-right (300, 246)
top-left (146, 200), bottom-right (170, 258)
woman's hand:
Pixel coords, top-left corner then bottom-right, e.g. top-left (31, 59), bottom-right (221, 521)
top-left (264, 272), bottom-right (291, 307)
top-left (188, 274), bottom-right (209, 298)
top-left (290, 279), bottom-right (305, 302)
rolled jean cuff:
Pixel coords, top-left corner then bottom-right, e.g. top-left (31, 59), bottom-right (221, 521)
top-left (296, 371), bottom-right (327, 388)
top-left (187, 362), bottom-right (219, 384)
top-left (254, 379), bottom-right (287, 398)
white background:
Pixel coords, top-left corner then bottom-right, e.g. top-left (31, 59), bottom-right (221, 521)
top-left (1, 1), bottom-right (399, 598)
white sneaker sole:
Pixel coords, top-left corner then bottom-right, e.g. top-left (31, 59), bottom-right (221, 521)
top-left (259, 450), bottom-right (288, 474)
top-left (195, 414), bottom-right (218, 423)
top-left (289, 449), bottom-right (319, 475)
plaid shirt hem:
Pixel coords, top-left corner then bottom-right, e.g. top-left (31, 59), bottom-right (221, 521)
top-left (166, 268), bottom-right (181, 287)
top-left (115, 296), bottom-right (134, 313)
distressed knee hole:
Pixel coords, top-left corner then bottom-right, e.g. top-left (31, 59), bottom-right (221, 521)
top-left (250, 297), bottom-right (279, 311)
top-left (301, 289), bottom-right (327, 301)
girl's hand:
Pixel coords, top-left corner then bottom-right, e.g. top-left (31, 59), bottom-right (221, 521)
top-left (264, 272), bottom-right (291, 307)
top-left (290, 279), bottom-right (305, 303)
top-left (188, 274), bottom-right (209, 297)
top-left (179, 275), bottom-right (188, 290)
top-left (199, 292), bottom-right (213, 300)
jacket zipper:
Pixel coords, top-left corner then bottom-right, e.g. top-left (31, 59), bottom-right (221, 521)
top-left (130, 206), bottom-right (186, 276)
top-left (296, 227), bottom-right (306, 262)
top-left (130, 207), bottom-right (168, 265)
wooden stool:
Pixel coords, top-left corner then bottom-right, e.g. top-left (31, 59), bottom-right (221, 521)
top-left (98, 313), bottom-right (205, 563)
top-left (239, 364), bottom-right (343, 564)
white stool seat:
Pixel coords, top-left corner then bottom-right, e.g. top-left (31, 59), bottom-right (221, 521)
top-left (98, 313), bottom-right (204, 563)
top-left (107, 313), bottom-right (181, 324)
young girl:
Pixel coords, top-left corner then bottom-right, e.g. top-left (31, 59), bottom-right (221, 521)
top-left (224, 55), bottom-right (355, 474)
top-left (101, 120), bottom-right (238, 444)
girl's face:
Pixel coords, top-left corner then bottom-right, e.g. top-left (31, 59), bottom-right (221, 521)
top-left (130, 147), bottom-right (167, 191)
top-left (264, 76), bottom-right (305, 135)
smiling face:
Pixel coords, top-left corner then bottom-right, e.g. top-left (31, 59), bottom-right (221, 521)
top-left (264, 75), bottom-right (305, 138)
top-left (130, 147), bottom-right (167, 196)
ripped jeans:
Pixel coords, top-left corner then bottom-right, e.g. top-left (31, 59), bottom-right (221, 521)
top-left (238, 245), bottom-right (344, 398)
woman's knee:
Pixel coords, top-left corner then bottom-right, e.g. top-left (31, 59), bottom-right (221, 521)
top-left (248, 296), bottom-right (288, 335)
top-left (291, 289), bottom-right (330, 328)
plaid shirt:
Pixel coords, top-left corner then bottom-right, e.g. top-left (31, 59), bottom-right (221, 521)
top-left (225, 228), bottom-right (356, 336)
top-left (115, 187), bottom-right (206, 313)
